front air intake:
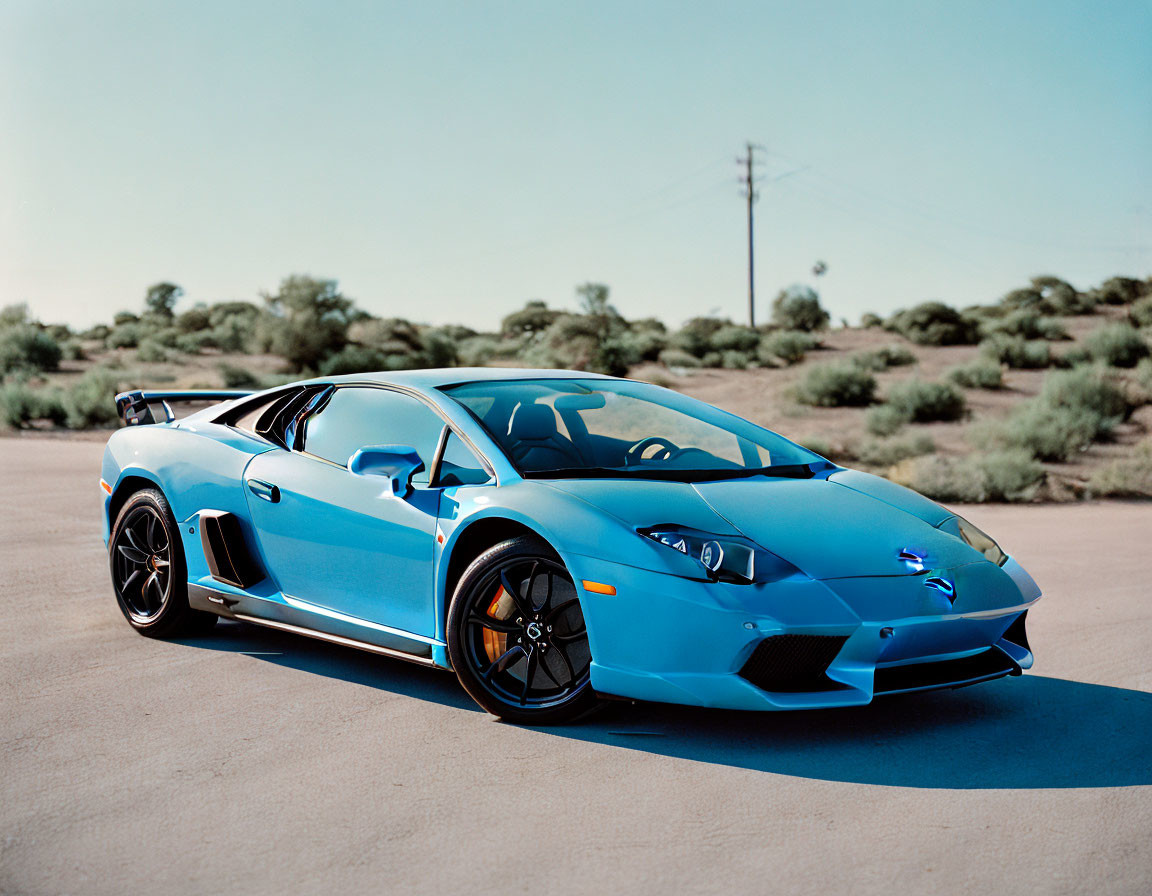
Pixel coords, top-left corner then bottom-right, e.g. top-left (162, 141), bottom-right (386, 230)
top-left (738, 634), bottom-right (849, 693)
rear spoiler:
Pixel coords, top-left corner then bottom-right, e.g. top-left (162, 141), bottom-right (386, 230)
top-left (115, 390), bottom-right (254, 426)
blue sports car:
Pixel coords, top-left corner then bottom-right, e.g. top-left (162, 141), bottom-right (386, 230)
top-left (102, 369), bottom-right (1040, 724)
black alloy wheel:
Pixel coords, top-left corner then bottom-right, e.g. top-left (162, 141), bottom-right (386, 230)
top-left (109, 488), bottom-right (217, 637)
top-left (448, 536), bottom-right (600, 724)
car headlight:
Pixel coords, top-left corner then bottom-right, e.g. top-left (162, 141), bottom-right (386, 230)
top-left (637, 525), bottom-right (802, 584)
top-left (936, 515), bottom-right (1008, 566)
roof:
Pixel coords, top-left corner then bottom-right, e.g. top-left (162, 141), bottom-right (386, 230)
top-left (313, 367), bottom-right (614, 390)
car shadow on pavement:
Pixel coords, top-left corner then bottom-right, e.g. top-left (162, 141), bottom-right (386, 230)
top-left (177, 619), bottom-right (482, 713)
top-left (553, 674), bottom-right (1152, 789)
top-left (180, 623), bottom-right (1151, 789)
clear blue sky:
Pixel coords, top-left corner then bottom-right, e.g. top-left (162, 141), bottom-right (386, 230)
top-left (2, 0), bottom-right (1149, 330)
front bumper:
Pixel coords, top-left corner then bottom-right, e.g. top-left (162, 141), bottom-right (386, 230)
top-left (564, 551), bottom-right (1039, 711)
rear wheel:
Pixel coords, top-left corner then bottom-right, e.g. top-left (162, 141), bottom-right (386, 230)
top-left (109, 488), bottom-right (217, 638)
top-left (447, 536), bottom-right (600, 724)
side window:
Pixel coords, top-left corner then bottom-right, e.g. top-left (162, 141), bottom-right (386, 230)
top-left (437, 431), bottom-right (493, 487)
top-left (301, 388), bottom-right (446, 483)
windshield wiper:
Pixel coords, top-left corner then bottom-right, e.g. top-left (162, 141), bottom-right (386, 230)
top-left (521, 464), bottom-right (819, 482)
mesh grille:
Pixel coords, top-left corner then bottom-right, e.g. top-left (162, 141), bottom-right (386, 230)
top-left (738, 635), bottom-right (848, 693)
top-left (873, 648), bottom-right (1017, 695)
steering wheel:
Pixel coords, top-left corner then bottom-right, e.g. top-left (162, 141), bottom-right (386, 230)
top-left (625, 436), bottom-right (684, 466)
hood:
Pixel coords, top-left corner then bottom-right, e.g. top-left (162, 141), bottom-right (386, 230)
top-left (542, 474), bottom-right (975, 580)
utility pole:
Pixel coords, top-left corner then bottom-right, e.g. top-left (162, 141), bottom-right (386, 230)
top-left (737, 142), bottom-right (763, 327)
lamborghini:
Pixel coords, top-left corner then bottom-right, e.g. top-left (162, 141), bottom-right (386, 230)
top-left (101, 369), bottom-right (1040, 724)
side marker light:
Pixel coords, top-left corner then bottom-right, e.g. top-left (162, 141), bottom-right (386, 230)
top-left (582, 580), bottom-right (616, 595)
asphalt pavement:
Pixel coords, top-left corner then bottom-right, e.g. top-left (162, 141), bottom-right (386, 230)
top-left (1, 436), bottom-right (1149, 896)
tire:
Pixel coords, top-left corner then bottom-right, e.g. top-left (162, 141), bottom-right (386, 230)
top-left (108, 488), bottom-right (217, 638)
top-left (447, 536), bottom-right (601, 725)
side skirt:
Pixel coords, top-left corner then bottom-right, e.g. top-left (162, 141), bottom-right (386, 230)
top-left (188, 582), bottom-right (450, 670)
top-left (231, 613), bottom-right (441, 669)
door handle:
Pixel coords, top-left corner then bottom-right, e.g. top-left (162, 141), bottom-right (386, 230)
top-left (247, 478), bottom-right (281, 503)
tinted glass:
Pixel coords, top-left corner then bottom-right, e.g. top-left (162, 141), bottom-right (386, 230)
top-left (437, 431), bottom-right (492, 487)
top-left (441, 379), bottom-right (818, 479)
top-left (302, 387), bottom-right (445, 482)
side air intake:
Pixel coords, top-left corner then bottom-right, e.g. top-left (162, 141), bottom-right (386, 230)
top-left (199, 511), bottom-right (264, 589)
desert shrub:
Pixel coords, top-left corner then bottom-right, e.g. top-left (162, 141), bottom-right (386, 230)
top-left (709, 324), bottom-right (760, 353)
top-left (888, 450), bottom-right (1043, 502)
top-left (320, 345), bottom-right (391, 375)
top-left (1129, 296), bottom-right (1152, 328)
top-left (716, 350), bottom-right (750, 369)
top-left (1088, 440), bottom-right (1152, 498)
top-left (886, 302), bottom-right (980, 346)
top-left (106, 322), bottom-right (143, 349)
top-left (999, 287), bottom-right (1046, 311)
top-left (176, 307), bottom-right (212, 333)
top-left (206, 301), bottom-right (263, 352)
top-left (62, 368), bottom-right (123, 429)
top-left (794, 363), bottom-right (876, 407)
top-left (457, 335), bottom-right (501, 367)
top-left (658, 348), bottom-right (701, 369)
top-left (852, 344), bottom-right (916, 371)
top-left (175, 332), bottom-right (217, 354)
top-left (673, 317), bottom-right (727, 357)
top-left (1058, 345), bottom-right (1091, 367)
top-left (856, 434), bottom-right (935, 467)
top-left (0, 305), bottom-right (29, 327)
top-left (947, 358), bottom-right (1004, 389)
top-left (521, 314), bottom-right (607, 373)
top-left (1133, 359), bottom-right (1152, 403)
top-left (1040, 367), bottom-right (1129, 423)
top-left (614, 326), bottom-right (667, 364)
top-left (1031, 276), bottom-right (1092, 315)
top-left (420, 329), bottom-right (460, 368)
top-left (135, 340), bottom-right (169, 363)
top-left (759, 330), bottom-right (817, 366)
top-left (81, 323), bottom-right (111, 341)
top-left (973, 370), bottom-right (1126, 462)
top-left (1090, 276), bottom-right (1147, 306)
top-left (980, 334), bottom-right (1052, 369)
top-left (884, 379), bottom-right (966, 423)
top-left (974, 403), bottom-right (1100, 462)
top-left (0, 325), bottom-right (63, 373)
top-left (865, 405), bottom-right (907, 436)
top-left (1081, 322), bottom-right (1149, 368)
top-left (0, 381), bottom-right (65, 428)
top-left (981, 310), bottom-right (1067, 341)
top-left (219, 364), bottom-right (262, 388)
top-left (860, 312), bottom-right (884, 328)
top-left (501, 301), bottom-right (561, 338)
top-left (771, 286), bottom-right (829, 332)
top-left (61, 340), bottom-right (87, 361)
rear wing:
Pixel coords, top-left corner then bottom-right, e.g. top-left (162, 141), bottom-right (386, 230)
top-left (115, 390), bottom-right (254, 426)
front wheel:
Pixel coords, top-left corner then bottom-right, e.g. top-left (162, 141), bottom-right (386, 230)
top-left (447, 536), bottom-right (600, 725)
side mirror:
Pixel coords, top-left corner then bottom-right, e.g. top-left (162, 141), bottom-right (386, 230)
top-left (348, 445), bottom-right (425, 497)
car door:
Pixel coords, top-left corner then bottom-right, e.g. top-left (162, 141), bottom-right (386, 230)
top-left (242, 385), bottom-right (447, 638)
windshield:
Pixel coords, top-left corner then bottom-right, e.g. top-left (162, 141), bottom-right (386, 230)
top-left (440, 378), bottom-right (821, 480)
